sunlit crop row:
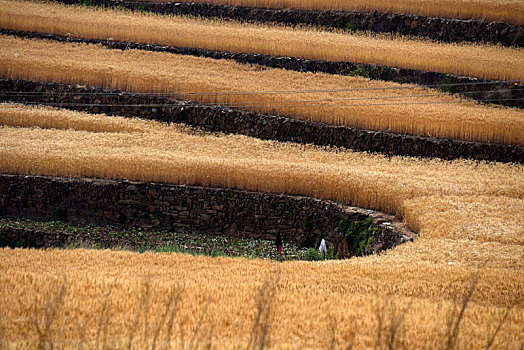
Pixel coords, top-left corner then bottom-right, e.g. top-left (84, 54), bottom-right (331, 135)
top-left (0, 101), bottom-right (523, 349)
top-left (1, 0), bottom-right (522, 81)
top-left (141, 0), bottom-right (524, 25)
top-left (1, 103), bottom-right (523, 240)
top-left (1, 240), bottom-right (522, 348)
top-left (1, 36), bottom-right (523, 145)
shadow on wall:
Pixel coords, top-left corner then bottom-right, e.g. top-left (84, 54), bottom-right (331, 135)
top-left (0, 174), bottom-right (414, 256)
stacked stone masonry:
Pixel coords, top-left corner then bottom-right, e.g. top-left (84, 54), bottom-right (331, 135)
top-left (2, 79), bottom-right (523, 163)
top-left (0, 174), bottom-right (413, 251)
top-left (52, 0), bottom-right (524, 47)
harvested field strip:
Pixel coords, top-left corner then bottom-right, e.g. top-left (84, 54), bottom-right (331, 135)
top-left (2, 0), bottom-right (523, 81)
top-left (1, 36), bottom-right (523, 146)
top-left (1, 103), bottom-right (523, 246)
top-left (139, 0), bottom-right (524, 25)
top-left (0, 245), bottom-right (523, 348)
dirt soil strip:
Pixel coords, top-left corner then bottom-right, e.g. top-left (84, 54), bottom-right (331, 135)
top-left (51, 0), bottom-right (524, 47)
top-left (2, 29), bottom-right (522, 109)
top-left (2, 79), bottom-right (523, 163)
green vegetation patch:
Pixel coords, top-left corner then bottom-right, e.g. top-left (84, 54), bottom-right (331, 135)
top-left (0, 218), bottom-right (309, 261)
top-left (339, 218), bottom-right (378, 257)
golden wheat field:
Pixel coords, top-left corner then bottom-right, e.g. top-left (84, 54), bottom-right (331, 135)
top-left (1, 103), bottom-right (523, 237)
top-left (140, 0), bottom-right (524, 25)
top-left (2, 0), bottom-right (523, 82)
top-left (0, 103), bottom-right (523, 348)
top-left (1, 245), bottom-right (523, 349)
top-left (1, 0), bottom-right (524, 347)
top-left (1, 36), bottom-right (523, 145)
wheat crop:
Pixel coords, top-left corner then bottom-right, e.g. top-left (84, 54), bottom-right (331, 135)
top-left (1, 36), bottom-right (523, 145)
top-left (139, 0), bottom-right (524, 25)
top-left (1, 0), bottom-right (522, 82)
top-left (1, 0), bottom-right (523, 347)
top-left (0, 243), bottom-right (522, 348)
top-left (1, 103), bottom-right (523, 235)
top-left (0, 104), bottom-right (523, 349)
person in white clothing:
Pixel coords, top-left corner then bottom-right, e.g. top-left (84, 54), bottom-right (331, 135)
top-left (319, 238), bottom-right (327, 260)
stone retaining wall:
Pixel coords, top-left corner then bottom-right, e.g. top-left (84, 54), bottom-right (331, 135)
top-left (3, 29), bottom-right (522, 109)
top-left (2, 79), bottom-right (523, 163)
top-left (51, 0), bottom-right (524, 47)
top-left (0, 174), bottom-right (413, 251)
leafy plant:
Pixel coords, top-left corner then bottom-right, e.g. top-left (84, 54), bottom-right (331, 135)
top-left (344, 218), bottom-right (378, 256)
top-left (304, 247), bottom-right (323, 261)
top-left (342, 22), bottom-right (358, 33)
top-left (438, 75), bottom-right (457, 94)
top-left (349, 65), bottom-right (369, 78)
top-left (78, 0), bottom-right (92, 8)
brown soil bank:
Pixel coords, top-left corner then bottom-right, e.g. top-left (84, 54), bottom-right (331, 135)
top-left (51, 0), bottom-right (524, 47)
top-left (0, 174), bottom-right (414, 253)
top-left (2, 79), bottom-right (523, 163)
top-left (3, 29), bottom-right (521, 109)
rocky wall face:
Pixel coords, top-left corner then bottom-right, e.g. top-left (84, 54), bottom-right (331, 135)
top-left (0, 174), bottom-right (410, 251)
top-left (51, 0), bottom-right (523, 47)
top-left (1, 79), bottom-right (523, 163)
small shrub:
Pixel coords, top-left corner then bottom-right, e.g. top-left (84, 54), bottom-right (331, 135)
top-left (338, 219), bottom-right (348, 233)
top-left (438, 75), bottom-right (456, 94)
top-left (349, 65), bottom-right (369, 78)
top-left (344, 218), bottom-right (378, 256)
top-left (78, 0), bottom-right (92, 8)
top-left (304, 247), bottom-right (323, 261)
top-left (342, 22), bottom-right (358, 33)
top-left (326, 246), bottom-right (334, 260)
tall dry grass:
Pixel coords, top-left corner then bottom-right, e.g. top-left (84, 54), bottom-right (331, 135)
top-left (1, 103), bottom-right (523, 239)
top-left (0, 104), bottom-right (523, 349)
top-left (1, 0), bottom-right (523, 81)
top-left (140, 0), bottom-right (524, 25)
top-left (1, 36), bottom-right (523, 146)
top-left (0, 246), bottom-right (522, 349)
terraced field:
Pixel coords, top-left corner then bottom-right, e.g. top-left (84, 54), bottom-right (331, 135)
top-left (140, 0), bottom-right (524, 25)
top-left (3, 0), bottom-right (523, 80)
top-left (2, 36), bottom-right (523, 145)
top-left (0, 0), bottom-right (523, 349)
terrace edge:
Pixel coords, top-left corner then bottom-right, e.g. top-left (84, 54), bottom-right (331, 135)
top-left (2, 79), bottom-right (523, 163)
top-left (0, 174), bottom-right (415, 254)
top-left (51, 0), bottom-right (524, 47)
top-left (2, 29), bottom-right (522, 109)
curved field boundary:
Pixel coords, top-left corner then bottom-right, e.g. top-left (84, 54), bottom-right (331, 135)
top-left (0, 174), bottom-right (414, 253)
top-left (52, 0), bottom-right (524, 47)
top-left (3, 29), bottom-right (521, 109)
top-left (3, 79), bottom-right (523, 163)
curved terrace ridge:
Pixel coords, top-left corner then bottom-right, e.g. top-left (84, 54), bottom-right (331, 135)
top-left (0, 174), bottom-right (415, 256)
top-left (2, 29), bottom-right (521, 109)
top-left (51, 0), bottom-right (524, 46)
top-left (2, 79), bottom-right (523, 163)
